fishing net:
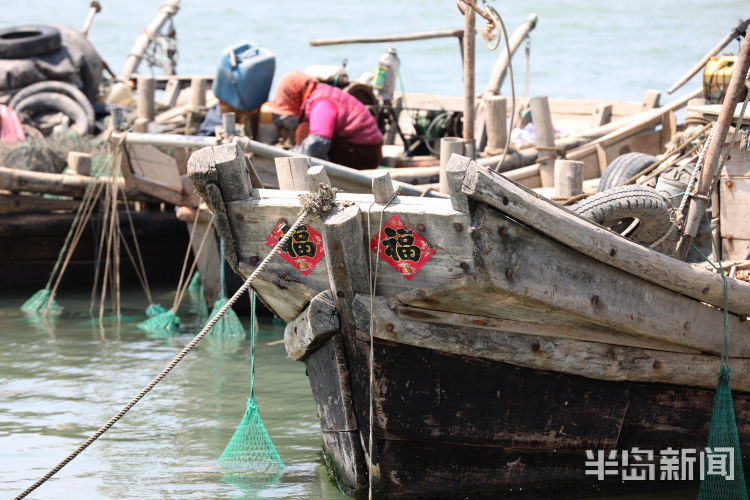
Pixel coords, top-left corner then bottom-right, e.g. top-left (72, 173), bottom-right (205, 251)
top-left (697, 368), bottom-right (748, 499)
top-left (696, 219), bottom-right (748, 499)
top-left (208, 239), bottom-right (246, 339)
top-left (188, 271), bottom-right (202, 292)
top-left (145, 303), bottom-right (167, 317)
top-left (137, 308), bottom-right (180, 336)
top-left (218, 290), bottom-right (284, 475)
top-left (0, 129), bottom-right (102, 173)
top-left (21, 289), bottom-right (61, 316)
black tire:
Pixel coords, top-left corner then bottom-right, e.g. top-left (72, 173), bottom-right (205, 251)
top-left (0, 25), bottom-right (61, 59)
top-left (597, 152), bottom-right (657, 192)
top-left (9, 80), bottom-right (95, 126)
top-left (13, 91), bottom-right (92, 134)
top-left (571, 185), bottom-right (671, 244)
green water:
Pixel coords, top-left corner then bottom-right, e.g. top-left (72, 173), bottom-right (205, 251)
top-left (0, 287), bottom-right (345, 499)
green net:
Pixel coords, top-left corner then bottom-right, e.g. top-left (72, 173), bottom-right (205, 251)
top-left (697, 368), bottom-right (748, 499)
top-left (188, 271), bottom-right (202, 292)
top-left (145, 303), bottom-right (167, 317)
top-left (218, 290), bottom-right (284, 475)
top-left (218, 397), bottom-right (284, 476)
top-left (20, 289), bottom-right (62, 316)
top-left (137, 308), bottom-right (180, 336)
top-left (695, 214), bottom-right (748, 499)
top-left (209, 239), bottom-right (245, 339)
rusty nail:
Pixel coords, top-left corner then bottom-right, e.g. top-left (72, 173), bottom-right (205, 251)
top-left (591, 295), bottom-right (599, 305)
top-left (530, 341), bottom-right (540, 352)
top-left (652, 360), bottom-right (662, 370)
top-left (336, 290), bottom-right (344, 298)
top-left (460, 262), bottom-right (469, 271)
top-left (505, 268), bottom-right (513, 279)
top-left (502, 196), bottom-right (509, 206)
top-left (702, 286), bottom-right (710, 294)
top-left (416, 223), bottom-right (425, 232)
top-left (337, 262), bottom-right (345, 271)
top-left (609, 248), bottom-right (616, 257)
top-left (385, 323), bottom-right (394, 332)
top-left (331, 240), bottom-right (340, 249)
top-left (498, 226), bottom-right (508, 236)
top-left (726, 180), bottom-right (734, 189)
top-left (454, 223), bottom-right (463, 232)
top-left (250, 255), bottom-right (260, 264)
top-left (234, 212), bottom-right (244, 222)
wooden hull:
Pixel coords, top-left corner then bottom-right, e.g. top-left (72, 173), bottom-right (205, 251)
top-left (0, 210), bottom-right (188, 290)
top-left (187, 146), bottom-right (750, 497)
top-left (306, 333), bottom-right (749, 497)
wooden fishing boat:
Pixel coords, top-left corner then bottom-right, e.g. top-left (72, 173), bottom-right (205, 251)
top-left (187, 117), bottom-right (750, 495)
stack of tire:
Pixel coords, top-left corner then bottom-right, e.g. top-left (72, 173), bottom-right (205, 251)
top-left (571, 152), bottom-right (672, 245)
top-left (0, 24), bottom-right (103, 135)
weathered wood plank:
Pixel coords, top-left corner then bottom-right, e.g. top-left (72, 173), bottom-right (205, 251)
top-left (553, 159), bottom-right (583, 198)
top-left (126, 144), bottom-right (182, 193)
top-left (237, 261), bottom-right (320, 322)
top-left (304, 335), bottom-right (366, 488)
top-left (0, 193), bottom-right (79, 214)
top-left (394, 304), bottom-right (701, 354)
top-left (284, 290), bottom-right (339, 360)
top-left (530, 96), bottom-right (556, 187)
top-left (461, 159), bottom-right (750, 316)
top-left (225, 189), bottom-right (473, 299)
top-left (445, 154), bottom-right (471, 213)
top-left (355, 295), bottom-right (750, 391)
top-left (399, 205), bottom-right (750, 356)
top-left (275, 156), bottom-right (311, 191)
top-left (371, 170), bottom-right (396, 203)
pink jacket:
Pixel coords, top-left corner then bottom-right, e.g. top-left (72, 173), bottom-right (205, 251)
top-left (301, 83), bottom-right (382, 145)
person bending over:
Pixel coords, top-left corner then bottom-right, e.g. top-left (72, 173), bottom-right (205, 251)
top-left (272, 71), bottom-right (383, 170)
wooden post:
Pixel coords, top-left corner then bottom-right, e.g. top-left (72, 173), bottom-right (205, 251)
top-left (136, 75), bottom-right (156, 122)
top-left (161, 77), bottom-right (180, 108)
top-left (445, 154), bottom-right (472, 213)
top-left (462, 4), bottom-right (475, 152)
top-left (439, 137), bottom-right (464, 194)
top-left (111, 107), bottom-right (125, 131)
top-left (484, 95), bottom-right (507, 154)
top-left (590, 104), bottom-right (612, 128)
top-left (275, 156), bottom-right (311, 190)
top-left (307, 164), bottom-right (331, 193)
top-left (222, 112), bottom-right (236, 137)
top-left (553, 160), bottom-right (584, 198)
top-left (372, 170), bottom-right (396, 203)
top-left (660, 110), bottom-right (677, 153)
top-left (67, 152), bottom-right (92, 176)
top-left (530, 96), bottom-right (556, 188)
top-left (641, 89), bottom-right (661, 110)
top-left (186, 77), bottom-right (207, 135)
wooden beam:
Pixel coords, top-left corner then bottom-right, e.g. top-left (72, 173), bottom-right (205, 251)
top-left (284, 290), bottom-right (339, 360)
top-left (553, 160), bottom-right (583, 198)
top-left (439, 137), bottom-right (463, 194)
top-left (530, 96), bottom-right (555, 187)
top-left (371, 170), bottom-right (396, 203)
top-left (461, 159), bottom-right (750, 317)
top-left (275, 156), bottom-right (311, 191)
top-left (0, 193), bottom-right (80, 214)
top-left (353, 295), bottom-right (750, 392)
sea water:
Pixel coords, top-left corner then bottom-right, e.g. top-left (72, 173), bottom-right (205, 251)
top-left (0, 1), bottom-right (746, 498)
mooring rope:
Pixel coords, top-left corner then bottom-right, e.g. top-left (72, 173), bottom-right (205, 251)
top-left (365, 192), bottom-right (398, 500)
top-left (15, 202), bottom-right (322, 499)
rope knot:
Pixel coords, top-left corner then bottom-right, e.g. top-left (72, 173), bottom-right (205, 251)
top-left (298, 184), bottom-right (338, 217)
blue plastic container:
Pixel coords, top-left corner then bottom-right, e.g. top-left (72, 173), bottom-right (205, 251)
top-left (212, 42), bottom-right (275, 111)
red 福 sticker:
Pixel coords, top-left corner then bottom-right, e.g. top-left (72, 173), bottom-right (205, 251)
top-left (265, 220), bottom-right (324, 276)
top-left (369, 215), bottom-right (435, 280)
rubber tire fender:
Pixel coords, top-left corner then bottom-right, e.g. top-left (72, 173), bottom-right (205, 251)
top-left (9, 80), bottom-right (95, 126)
top-left (0, 25), bottom-right (62, 59)
top-left (597, 152), bottom-right (657, 192)
top-left (13, 91), bottom-right (92, 135)
top-left (571, 185), bottom-right (671, 245)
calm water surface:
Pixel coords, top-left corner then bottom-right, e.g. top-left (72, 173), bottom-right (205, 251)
top-left (0, 288), bottom-right (345, 499)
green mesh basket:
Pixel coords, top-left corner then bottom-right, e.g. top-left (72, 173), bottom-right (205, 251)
top-left (137, 309), bottom-right (180, 336)
top-left (21, 289), bottom-right (62, 316)
top-left (207, 298), bottom-right (245, 338)
top-left (697, 368), bottom-right (748, 499)
top-left (145, 303), bottom-right (167, 317)
top-left (218, 397), bottom-right (284, 475)
top-left (218, 290), bottom-right (283, 475)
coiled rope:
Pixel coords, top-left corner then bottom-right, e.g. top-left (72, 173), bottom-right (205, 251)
top-left (16, 185), bottom-right (338, 499)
